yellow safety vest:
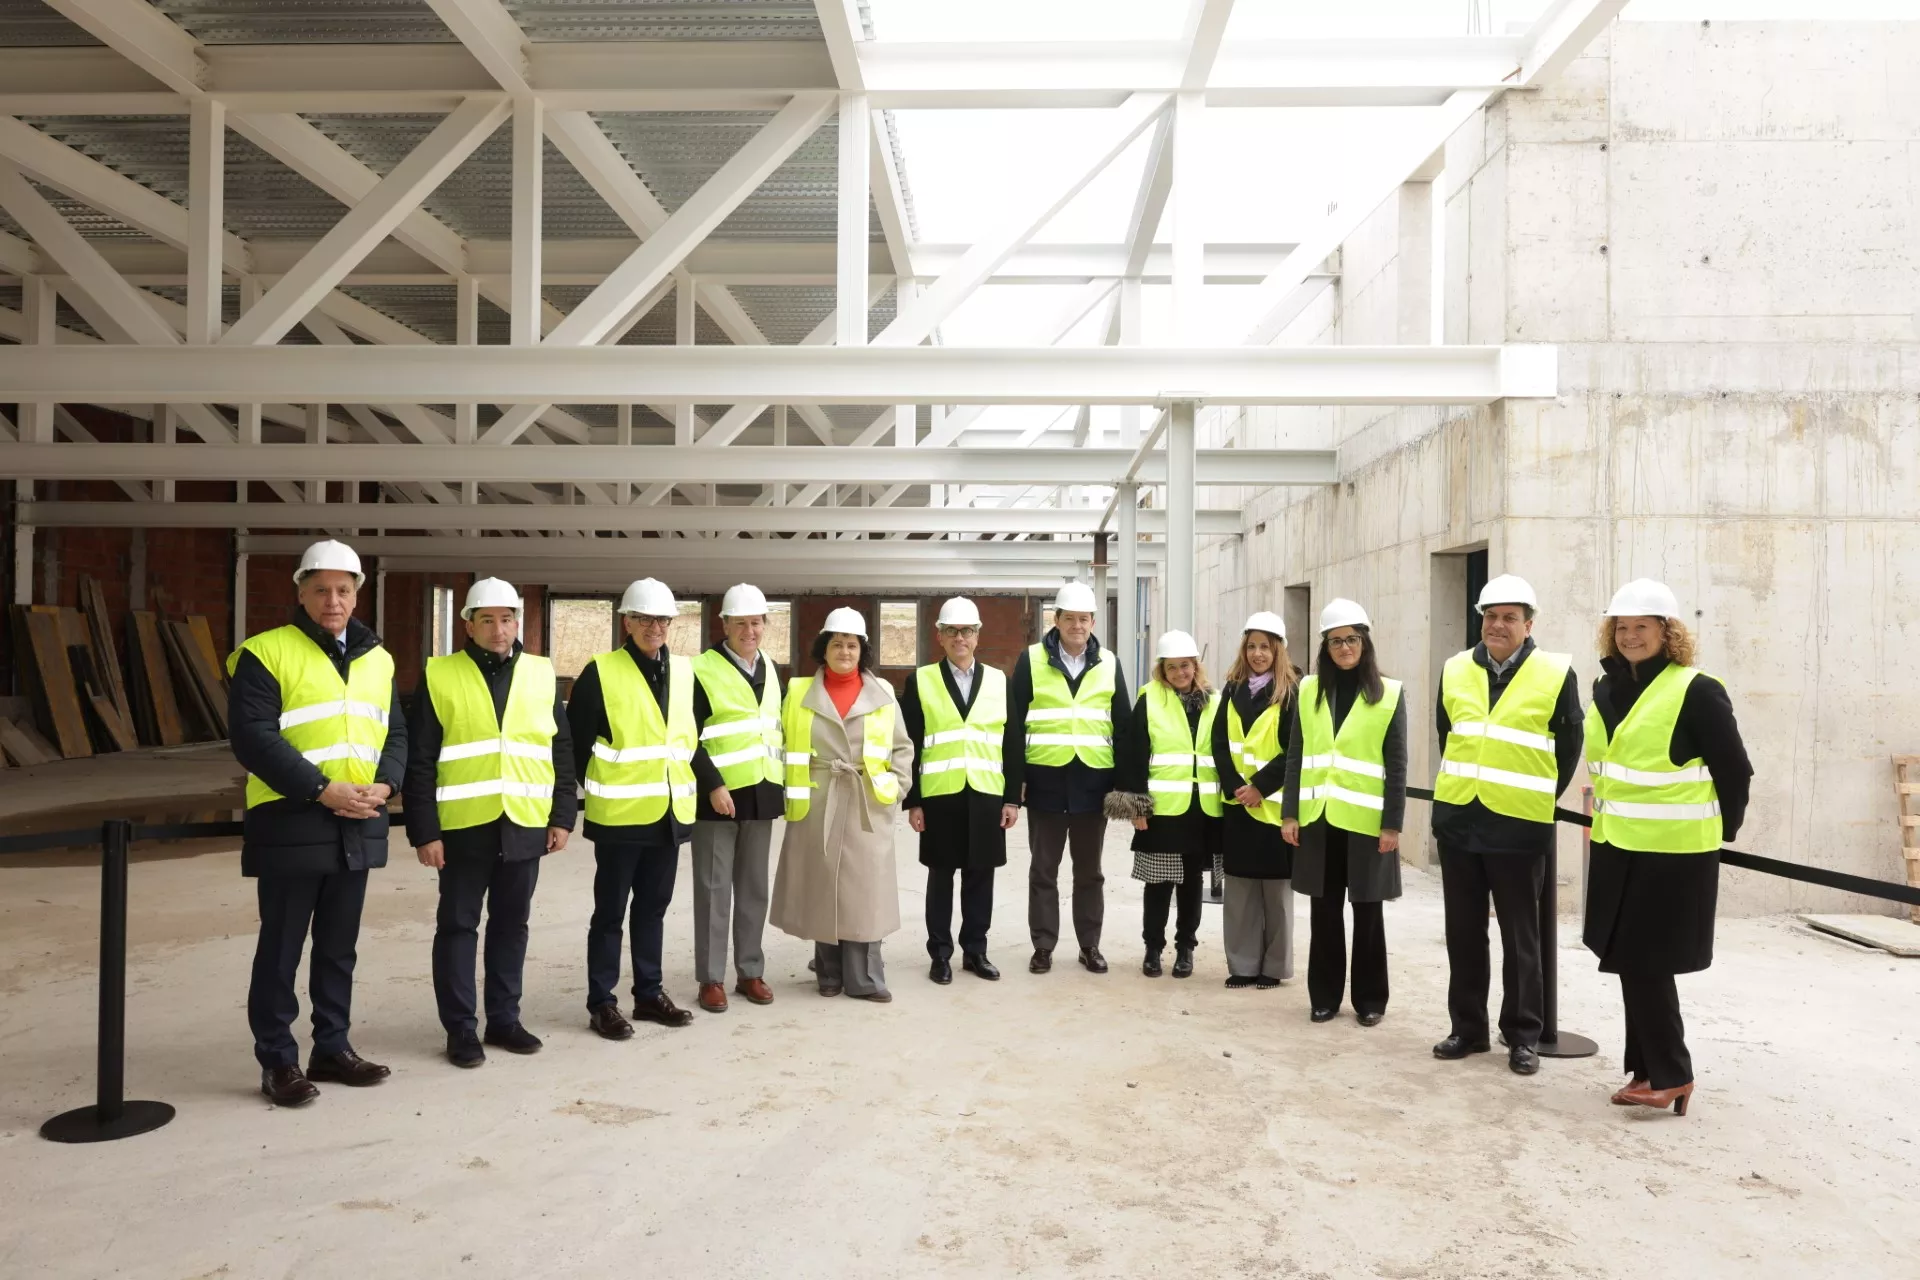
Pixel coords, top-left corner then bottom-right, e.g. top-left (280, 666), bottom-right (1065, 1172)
top-left (692, 648), bottom-right (783, 791)
top-left (582, 650), bottom-right (698, 827)
top-left (1144, 682), bottom-right (1222, 817)
top-left (1584, 664), bottom-right (1723, 854)
top-left (424, 650), bottom-right (557, 830)
top-left (914, 662), bottom-right (1007, 799)
top-left (1296, 675), bottom-right (1402, 837)
top-left (781, 677), bottom-right (900, 821)
top-left (1023, 643), bottom-right (1116, 769)
top-left (228, 624), bottom-right (393, 808)
top-left (1225, 694), bottom-right (1286, 826)
top-left (1434, 648), bottom-right (1570, 823)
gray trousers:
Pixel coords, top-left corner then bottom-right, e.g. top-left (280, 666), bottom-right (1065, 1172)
top-left (1223, 875), bottom-right (1295, 980)
top-left (691, 820), bottom-right (773, 984)
top-left (1027, 810), bottom-right (1106, 952)
top-left (815, 940), bottom-right (888, 997)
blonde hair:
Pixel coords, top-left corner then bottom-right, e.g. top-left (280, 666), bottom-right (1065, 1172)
top-left (1597, 616), bottom-right (1695, 667)
top-left (1152, 656), bottom-right (1213, 695)
top-left (1225, 630), bottom-right (1300, 708)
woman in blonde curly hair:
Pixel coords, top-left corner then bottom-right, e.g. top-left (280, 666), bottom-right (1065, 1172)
top-left (1582, 579), bottom-right (1752, 1118)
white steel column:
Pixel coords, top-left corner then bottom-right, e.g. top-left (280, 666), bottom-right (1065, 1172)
top-left (1116, 482), bottom-right (1139, 680)
top-left (12, 276), bottom-right (53, 603)
top-left (306, 403), bottom-right (327, 504)
top-left (510, 97), bottom-right (543, 346)
top-left (674, 277), bottom-right (696, 447)
top-left (186, 98), bottom-right (226, 345)
top-left (375, 567), bottom-right (388, 639)
top-left (836, 92), bottom-right (870, 348)
top-left (157, 406), bottom-right (176, 502)
top-left (238, 275), bottom-right (263, 443)
top-left (232, 551), bottom-right (248, 651)
top-left (615, 403), bottom-right (632, 505)
top-left (1165, 400), bottom-right (1196, 633)
top-left (1170, 92), bottom-right (1204, 345)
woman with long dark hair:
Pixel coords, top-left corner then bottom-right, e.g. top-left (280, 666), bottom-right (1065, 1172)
top-left (1282, 598), bottom-right (1407, 1026)
top-left (1211, 612), bottom-right (1300, 988)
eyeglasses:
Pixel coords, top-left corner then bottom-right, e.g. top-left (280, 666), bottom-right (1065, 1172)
top-left (630, 615), bottom-right (672, 627)
top-left (941, 627), bottom-right (979, 639)
top-left (1326, 635), bottom-right (1365, 650)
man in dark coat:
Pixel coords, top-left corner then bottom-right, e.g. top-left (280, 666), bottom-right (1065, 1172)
top-left (228, 539), bottom-right (406, 1107)
top-left (902, 598), bottom-right (1017, 984)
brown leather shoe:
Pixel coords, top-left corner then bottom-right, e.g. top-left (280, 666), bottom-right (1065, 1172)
top-left (631, 993), bottom-right (693, 1028)
top-left (306, 1049), bottom-right (390, 1087)
top-left (734, 977), bottom-right (774, 1005)
top-left (261, 1064), bottom-right (319, 1107)
top-left (697, 982), bottom-right (729, 1013)
top-left (588, 1003), bottom-right (634, 1041)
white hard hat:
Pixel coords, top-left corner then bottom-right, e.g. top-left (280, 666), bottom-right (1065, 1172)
top-left (1476, 574), bottom-right (1539, 614)
top-left (719, 583), bottom-right (770, 618)
top-left (1155, 630), bottom-right (1200, 661)
top-left (618, 578), bottom-right (677, 617)
top-left (821, 606), bottom-right (868, 639)
top-left (936, 597), bottom-right (983, 628)
top-left (1319, 597), bottom-right (1371, 633)
top-left (1052, 582), bottom-right (1098, 615)
top-left (294, 538), bottom-right (363, 587)
top-left (1242, 610), bottom-right (1287, 642)
top-left (1604, 578), bottom-right (1681, 620)
top-left (461, 577), bottom-right (522, 620)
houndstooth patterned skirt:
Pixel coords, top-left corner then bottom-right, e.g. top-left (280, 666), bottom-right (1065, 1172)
top-left (1131, 850), bottom-right (1227, 884)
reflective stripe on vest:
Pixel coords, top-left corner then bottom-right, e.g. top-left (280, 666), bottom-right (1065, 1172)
top-left (1023, 643), bottom-right (1116, 768)
top-left (782, 677), bottom-right (900, 821)
top-left (583, 650), bottom-right (698, 826)
top-left (692, 649), bottom-right (783, 789)
top-left (227, 625), bottom-right (393, 808)
top-left (425, 650), bottom-right (557, 831)
top-left (1434, 648), bottom-right (1570, 823)
top-left (1296, 675), bottom-right (1402, 837)
top-left (1583, 664), bottom-right (1722, 854)
top-left (1144, 683), bottom-right (1222, 818)
top-left (915, 663), bottom-right (1007, 798)
top-left (1224, 695), bottom-right (1285, 826)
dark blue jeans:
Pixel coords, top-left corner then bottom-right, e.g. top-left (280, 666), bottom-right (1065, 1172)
top-left (587, 841), bottom-right (679, 1008)
top-left (433, 854), bottom-right (541, 1036)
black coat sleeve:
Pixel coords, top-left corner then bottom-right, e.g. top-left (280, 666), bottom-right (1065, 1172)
top-left (1684, 676), bottom-right (1753, 841)
top-left (376, 682), bottom-right (407, 798)
top-left (1212, 687), bottom-right (1244, 792)
top-left (901, 673), bottom-right (927, 808)
top-left (1281, 704), bottom-right (1305, 822)
top-left (1435, 687), bottom-right (1451, 754)
top-left (1381, 694), bottom-right (1408, 832)
top-left (546, 694), bottom-right (578, 831)
top-left (1107, 659), bottom-right (1134, 773)
top-left (689, 676), bottom-right (725, 794)
top-left (1116, 693), bottom-right (1151, 796)
top-left (1550, 668), bottom-right (1584, 799)
top-left (565, 659), bottom-right (605, 788)
top-left (1247, 693), bottom-right (1295, 798)
top-left (1001, 650), bottom-right (1032, 806)
top-left (227, 649), bottom-right (329, 804)
top-left (402, 681), bottom-right (443, 846)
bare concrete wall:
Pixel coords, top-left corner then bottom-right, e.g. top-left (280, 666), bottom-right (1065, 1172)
top-left (1195, 21), bottom-right (1920, 915)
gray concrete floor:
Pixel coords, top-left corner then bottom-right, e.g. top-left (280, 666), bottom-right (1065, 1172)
top-left (1, 818), bottom-right (1917, 1279)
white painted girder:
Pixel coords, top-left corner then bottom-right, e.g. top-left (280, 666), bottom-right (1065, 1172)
top-left (235, 534), bottom-right (1163, 566)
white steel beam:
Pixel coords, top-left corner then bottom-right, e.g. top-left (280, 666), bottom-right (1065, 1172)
top-left (1181, 0), bottom-right (1238, 90)
top-left (836, 93), bottom-right (871, 348)
top-left (421, 0), bottom-right (532, 95)
top-left (185, 98), bottom-right (225, 344)
top-left (509, 97), bottom-right (542, 346)
top-left (236, 533), bottom-right (1161, 569)
top-left (0, 343), bottom-right (1557, 407)
top-left (1522, 1), bottom-right (1631, 86)
top-left (38, 0), bottom-right (206, 96)
top-left (0, 162), bottom-right (181, 346)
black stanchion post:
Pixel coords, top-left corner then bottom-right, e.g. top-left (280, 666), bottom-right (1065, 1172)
top-left (1536, 831), bottom-right (1597, 1059)
top-left (41, 819), bottom-right (176, 1143)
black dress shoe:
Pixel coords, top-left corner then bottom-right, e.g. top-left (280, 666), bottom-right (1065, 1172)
top-left (930, 957), bottom-right (954, 984)
top-left (963, 953), bottom-right (1000, 980)
top-left (1171, 945), bottom-right (1194, 979)
top-left (1226, 974), bottom-right (1257, 989)
top-left (589, 1003), bottom-right (635, 1040)
top-left (1310, 1007), bottom-right (1339, 1023)
top-left (1029, 949), bottom-right (1053, 974)
top-left (306, 1049), bottom-right (390, 1086)
top-left (630, 994), bottom-right (693, 1029)
top-left (261, 1064), bottom-right (319, 1107)
top-left (484, 1024), bottom-right (543, 1054)
top-left (447, 1033), bottom-right (486, 1069)
top-left (1078, 947), bottom-right (1109, 974)
top-left (1356, 1011), bottom-right (1384, 1028)
top-left (1509, 1045), bottom-right (1541, 1076)
top-left (1433, 1034), bottom-right (1492, 1060)
top-left (1254, 975), bottom-right (1281, 989)
top-left (1142, 949), bottom-right (1163, 978)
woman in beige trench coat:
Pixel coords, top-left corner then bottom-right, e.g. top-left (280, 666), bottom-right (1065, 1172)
top-left (770, 609), bottom-right (915, 1002)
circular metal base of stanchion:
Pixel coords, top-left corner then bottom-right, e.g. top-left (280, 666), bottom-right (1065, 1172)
top-left (41, 1100), bottom-right (175, 1144)
top-left (1536, 1031), bottom-right (1599, 1060)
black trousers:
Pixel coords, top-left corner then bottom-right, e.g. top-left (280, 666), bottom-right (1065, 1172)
top-left (1142, 853), bottom-right (1208, 950)
top-left (432, 855), bottom-right (540, 1037)
top-left (1440, 846), bottom-right (1545, 1048)
top-left (248, 869), bottom-right (368, 1069)
top-left (587, 841), bottom-right (679, 1009)
top-left (926, 866), bottom-right (995, 960)
top-left (1306, 849), bottom-right (1388, 1015)
top-left (1620, 973), bottom-right (1692, 1089)
top-left (1027, 810), bottom-right (1106, 951)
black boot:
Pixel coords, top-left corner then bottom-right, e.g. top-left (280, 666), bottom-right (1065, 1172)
top-left (1142, 948), bottom-right (1163, 977)
top-left (1171, 945), bottom-right (1195, 979)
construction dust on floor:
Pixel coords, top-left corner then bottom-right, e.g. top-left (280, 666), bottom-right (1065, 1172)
top-left (1, 823), bottom-right (1916, 1279)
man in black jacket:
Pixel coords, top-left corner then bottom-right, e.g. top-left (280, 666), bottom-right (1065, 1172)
top-left (403, 578), bottom-right (575, 1068)
top-left (228, 540), bottom-right (406, 1107)
top-left (1430, 575), bottom-right (1584, 1076)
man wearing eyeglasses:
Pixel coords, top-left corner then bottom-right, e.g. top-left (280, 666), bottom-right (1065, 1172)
top-left (566, 578), bottom-right (700, 1039)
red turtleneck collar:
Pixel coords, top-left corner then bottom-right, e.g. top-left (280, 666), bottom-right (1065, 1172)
top-left (822, 666), bottom-right (863, 716)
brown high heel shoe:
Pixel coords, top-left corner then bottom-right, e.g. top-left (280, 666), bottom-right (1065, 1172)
top-left (1619, 1081), bottom-right (1694, 1116)
top-left (1611, 1078), bottom-right (1649, 1106)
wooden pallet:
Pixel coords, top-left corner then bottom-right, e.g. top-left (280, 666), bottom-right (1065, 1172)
top-left (1897, 756), bottom-right (1920, 925)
